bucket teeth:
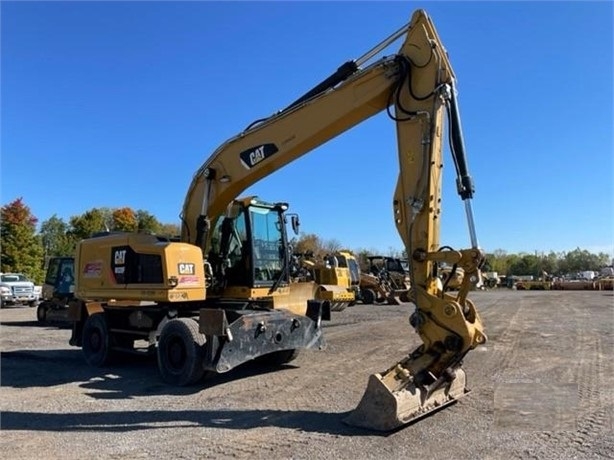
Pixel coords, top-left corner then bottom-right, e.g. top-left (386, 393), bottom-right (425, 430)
top-left (344, 368), bottom-right (469, 431)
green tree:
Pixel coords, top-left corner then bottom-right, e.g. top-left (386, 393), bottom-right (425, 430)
top-left (159, 222), bottom-right (181, 237)
top-left (0, 198), bottom-right (45, 282)
top-left (69, 208), bottom-right (107, 240)
top-left (98, 207), bottom-right (114, 230)
top-left (540, 251), bottom-right (561, 275)
top-left (483, 249), bottom-right (512, 274)
top-left (40, 214), bottom-right (77, 259)
top-left (561, 247), bottom-right (611, 273)
top-left (508, 253), bottom-right (540, 277)
top-left (136, 210), bottom-right (162, 234)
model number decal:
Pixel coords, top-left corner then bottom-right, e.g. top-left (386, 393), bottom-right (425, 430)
top-left (239, 143), bottom-right (279, 169)
top-left (178, 263), bottom-right (195, 275)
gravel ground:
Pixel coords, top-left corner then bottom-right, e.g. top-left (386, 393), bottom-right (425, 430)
top-left (1, 290), bottom-right (613, 459)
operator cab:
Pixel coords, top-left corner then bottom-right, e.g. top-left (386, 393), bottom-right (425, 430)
top-left (209, 197), bottom-right (296, 290)
top-left (42, 256), bottom-right (75, 300)
top-left (331, 253), bottom-right (360, 286)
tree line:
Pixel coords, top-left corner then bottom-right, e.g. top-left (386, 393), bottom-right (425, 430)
top-left (292, 232), bottom-right (612, 277)
top-left (2, 197), bottom-right (611, 284)
top-left (1, 197), bottom-right (180, 283)
top-left (481, 248), bottom-right (612, 278)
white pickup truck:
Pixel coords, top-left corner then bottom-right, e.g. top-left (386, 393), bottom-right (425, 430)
top-left (0, 273), bottom-right (38, 307)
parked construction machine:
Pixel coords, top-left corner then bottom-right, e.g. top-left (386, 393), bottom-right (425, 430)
top-left (289, 251), bottom-right (356, 311)
top-left (67, 9), bottom-right (485, 432)
top-left (359, 255), bottom-right (411, 305)
top-left (36, 256), bottom-right (75, 324)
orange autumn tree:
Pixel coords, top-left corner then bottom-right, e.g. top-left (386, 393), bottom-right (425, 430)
top-left (112, 207), bottom-right (138, 232)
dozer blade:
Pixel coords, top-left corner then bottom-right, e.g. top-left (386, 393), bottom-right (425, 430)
top-left (344, 368), bottom-right (469, 431)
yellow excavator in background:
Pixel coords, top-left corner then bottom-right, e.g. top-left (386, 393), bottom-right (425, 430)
top-left (68, 9), bottom-right (486, 431)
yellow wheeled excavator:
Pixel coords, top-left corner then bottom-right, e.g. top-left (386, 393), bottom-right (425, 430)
top-left (68, 9), bottom-right (486, 431)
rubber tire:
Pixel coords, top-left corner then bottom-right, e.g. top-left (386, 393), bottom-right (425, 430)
top-left (36, 303), bottom-right (48, 323)
top-left (258, 349), bottom-right (300, 366)
top-left (361, 288), bottom-right (376, 305)
top-left (82, 313), bottom-right (111, 367)
top-left (157, 318), bottom-right (206, 386)
top-left (28, 300), bottom-right (38, 308)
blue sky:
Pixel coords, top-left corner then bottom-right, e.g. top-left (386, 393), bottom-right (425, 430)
top-left (2, 1), bottom-right (613, 257)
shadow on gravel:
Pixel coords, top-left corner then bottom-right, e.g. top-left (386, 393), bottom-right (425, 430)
top-left (0, 349), bottom-right (161, 392)
top-left (1, 320), bottom-right (42, 327)
top-left (1, 320), bottom-right (71, 329)
top-left (0, 408), bottom-right (384, 436)
top-left (1, 348), bottom-right (303, 399)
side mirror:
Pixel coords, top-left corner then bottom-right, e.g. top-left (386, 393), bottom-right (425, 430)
top-left (290, 215), bottom-right (300, 235)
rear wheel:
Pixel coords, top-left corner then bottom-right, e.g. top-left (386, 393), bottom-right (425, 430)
top-left (82, 313), bottom-right (111, 367)
top-left (157, 318), bottom-right (206, 386)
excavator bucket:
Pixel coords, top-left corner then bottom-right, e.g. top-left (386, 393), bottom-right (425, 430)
top-left (344, 368), bottom-right (469, 432)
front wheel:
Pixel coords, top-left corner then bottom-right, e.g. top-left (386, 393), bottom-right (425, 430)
top-left (36, 303), bottom-right (48, 323)
top-left (361, 288), bottom-right (376, 305)
top-left (157, 318), bottom-right (206, 386)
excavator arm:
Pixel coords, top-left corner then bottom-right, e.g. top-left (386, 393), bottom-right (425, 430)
top-left (181, 9), bottom-right (486, 431)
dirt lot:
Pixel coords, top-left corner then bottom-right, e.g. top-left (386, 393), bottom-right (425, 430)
top-left (1, 290), bottom-right (612, 459)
